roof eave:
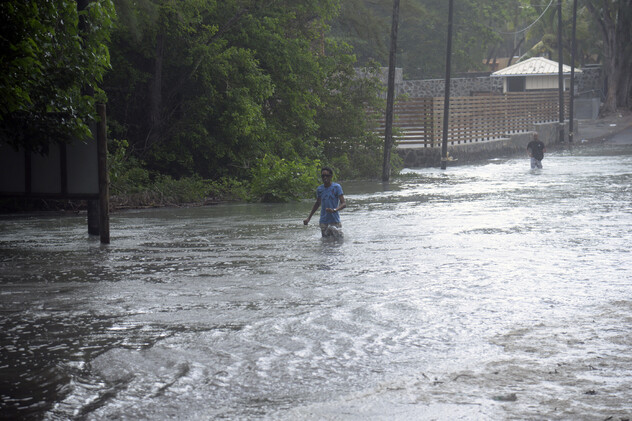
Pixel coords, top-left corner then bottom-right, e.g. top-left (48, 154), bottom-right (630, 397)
top-left (491, 71), bottom-right (580, 77)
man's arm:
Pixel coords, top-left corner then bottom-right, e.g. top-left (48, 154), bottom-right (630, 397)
top-left (304, 198), bottom-right (321, 225)
top-left (326, 194), bottom-right (346, 213)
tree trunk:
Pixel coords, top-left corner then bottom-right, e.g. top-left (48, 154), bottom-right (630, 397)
top-left (507, 37), bottom-right (524, 67)
top-left (586, 0), bottom-right (631, 114)
top-left (602, 40), bottom-right (617, 114)
top-left (618, 58), bottom-right (632, 109)
top-left (146, 31), bottom-right (164, 154)
top-left (615, 57), bottom-right (630, 109)
top-left (485, 46), bottom-right (496, 66)
top-left (614, 3), bottom-right (632, 109)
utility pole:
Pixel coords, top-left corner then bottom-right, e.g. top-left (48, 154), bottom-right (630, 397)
top-left (569, 0), bottom-right (577, 143)
top-left (97, 103), bottom-right (110, 244)
top-left (441, 0), bottom-right (454, 170)
top-left (382, 0), bottom-right (400, 182)
top-left (557, 0), bottom-right (564, 143)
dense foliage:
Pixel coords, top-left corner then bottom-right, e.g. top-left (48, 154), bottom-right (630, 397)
top-left (0, 0), bottom-right (115, 153)
top-left (104, 0), bottom-right (386, 202)
top-left (249, 155), bottom-right (321, 203)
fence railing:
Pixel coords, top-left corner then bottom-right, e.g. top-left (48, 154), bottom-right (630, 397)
top-left (376, 91), bottom-right (570, 147)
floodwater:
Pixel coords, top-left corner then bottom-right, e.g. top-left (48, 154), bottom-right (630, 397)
top-left (1, 142), bottom-right (631, 420)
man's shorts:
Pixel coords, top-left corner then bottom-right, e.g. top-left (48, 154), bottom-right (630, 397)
top-left (530, 157), bottom-right (543, 169)
top-left (319, 223), bottom-right (343, 238)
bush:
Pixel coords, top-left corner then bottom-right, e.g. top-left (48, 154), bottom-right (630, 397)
top-left (326, 132), bottom-right (402, 180)
top-left (108, 139), bottom-right (248, 208)
top-left (108, 139), bottom-right (150, 195)
top-left (204, 178), bottom-right (249, 202)
top-left (249, 155), bottom-right (321, 202)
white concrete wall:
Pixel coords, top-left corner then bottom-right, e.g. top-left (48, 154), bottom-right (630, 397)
top-left (526, 75), bottom-right (570, 91)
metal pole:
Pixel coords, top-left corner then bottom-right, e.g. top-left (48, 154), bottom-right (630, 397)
top-left (557, 0), bottom-right (564, 143)
top-left (569, 0), bottom-right (577, 143)
top-left (441, 0), bottom-right (454, 170)
top-left (97, 103), bottom-right (110, 244)
top-left (382, 0), bottom-right (400, 182)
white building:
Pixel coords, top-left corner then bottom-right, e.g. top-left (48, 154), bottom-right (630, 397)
top-left (491, 57), bottom-right (582, 94)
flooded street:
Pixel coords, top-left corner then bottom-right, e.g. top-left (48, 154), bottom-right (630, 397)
top-left (1, 142), bottom-right (631, 420)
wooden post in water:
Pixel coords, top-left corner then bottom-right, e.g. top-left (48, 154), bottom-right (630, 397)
top-left (97, 103), bottom-right (110, 244)
top-left (441, 0), bottom-right (454, 170)
top-left (78, 0), bottom-right (105, 238)
top-left (87, 200), bottom-right (99, 235)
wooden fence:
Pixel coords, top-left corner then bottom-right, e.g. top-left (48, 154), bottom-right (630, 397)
top-left (377, 91), bottom-right (570, 147)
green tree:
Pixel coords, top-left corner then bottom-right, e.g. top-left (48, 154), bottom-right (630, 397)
top-left (106, 0), bottom-right (382, 182)
top-left (585, 0), bottom-right (632, 112)
top-left (316, 44), bottom-right (385, 179)
top-left (516, 0), bottom-right (596, 66)
top-left (0, 0), bottom-right (115, 153)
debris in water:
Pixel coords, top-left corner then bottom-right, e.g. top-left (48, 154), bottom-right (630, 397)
top-left (492, 393), bottom-right (517, 402)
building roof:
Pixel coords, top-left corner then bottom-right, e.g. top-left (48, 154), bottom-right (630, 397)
top-left (491, 57), bottom-right (582, 77)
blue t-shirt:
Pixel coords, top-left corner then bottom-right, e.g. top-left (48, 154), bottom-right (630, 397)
top-left (317, 183), bottom-right (343, 224)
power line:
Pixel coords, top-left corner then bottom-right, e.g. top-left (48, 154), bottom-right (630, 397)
top-left (496, 0), bottom-right (554, 35)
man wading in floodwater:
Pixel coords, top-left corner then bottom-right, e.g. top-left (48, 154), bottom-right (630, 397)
top-left (527, 133), bottom-right (546, 169)
top-left (304, 167), bottom-right (346, 238)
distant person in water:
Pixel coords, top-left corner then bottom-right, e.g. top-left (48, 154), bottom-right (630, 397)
top-left (303, 167), bottom-right (346, 237)
top-left (527, 134), bottom-right (546, 169)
